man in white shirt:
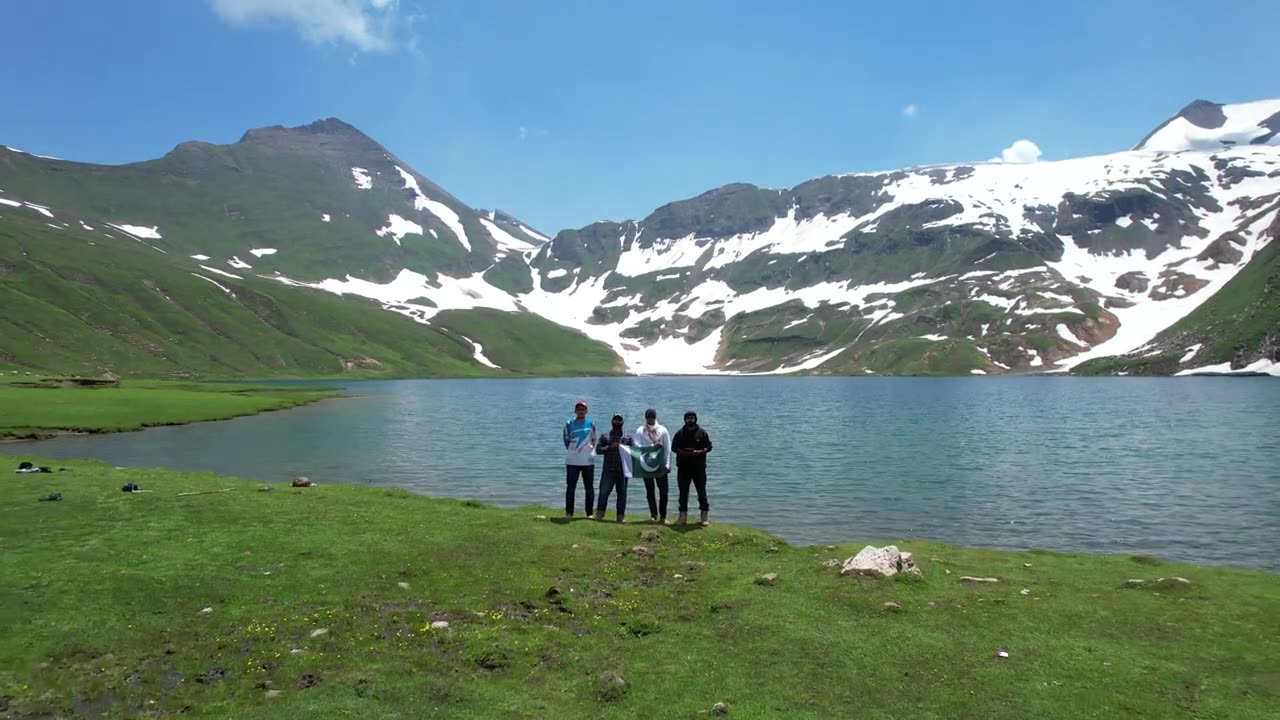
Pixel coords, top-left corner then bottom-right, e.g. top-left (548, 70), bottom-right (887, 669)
top-left (634, 408), bottom-right (674, 524)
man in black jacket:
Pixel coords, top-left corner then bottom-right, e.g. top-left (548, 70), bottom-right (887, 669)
top-left (671, 410), bottom-right (713, 526)
top-left (594, 413), bottom-right (634, 522)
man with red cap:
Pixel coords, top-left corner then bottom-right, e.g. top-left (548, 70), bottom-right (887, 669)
top-left (562, 400), bottom-right (598, 519)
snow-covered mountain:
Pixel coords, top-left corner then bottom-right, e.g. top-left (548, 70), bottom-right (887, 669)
top-left (3, 100), bottom-right (1278, 377)
top-left (1135, 99), bottom-right (1280, 153)
top-left (252, 100), bottom-right (1280, 376)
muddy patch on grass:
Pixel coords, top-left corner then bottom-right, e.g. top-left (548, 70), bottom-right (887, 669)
top-left (193, 666), bottom-right (225, 684)
top-left (72, 692), bottom-right (120, 718)
top-left (496, 601), bottom-right (537, 622)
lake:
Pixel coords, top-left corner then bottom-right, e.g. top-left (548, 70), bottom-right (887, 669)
top-left (20, 377), bottom-right (1280, 571)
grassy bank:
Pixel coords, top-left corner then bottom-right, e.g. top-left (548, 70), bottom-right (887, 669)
top-left (0, 381), bottom-right (339, 439)
top-left (1, 458), bottom-right (1277, 719)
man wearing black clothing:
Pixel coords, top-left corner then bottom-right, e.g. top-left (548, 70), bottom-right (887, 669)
top-left (594, 413), bottom-right (634, 522)
top-left (671, 410), bottom-right (713, 526)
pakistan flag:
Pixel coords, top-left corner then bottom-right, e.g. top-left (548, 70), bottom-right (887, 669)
top-left (619, 444), bottom-right (667, 479)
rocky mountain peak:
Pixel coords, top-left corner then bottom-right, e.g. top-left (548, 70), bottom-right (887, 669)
top-left (1135, 98), bottom-right (1280, 152)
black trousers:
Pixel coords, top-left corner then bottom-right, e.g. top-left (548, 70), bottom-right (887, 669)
top-left (677, 467), bottom-right (709, 514)
top-left (565, 465), bottom-right (595, 516)
top-left (644, 475), bottom-right (669, 518)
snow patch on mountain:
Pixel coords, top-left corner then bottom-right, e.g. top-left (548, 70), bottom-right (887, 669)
top-left (191, 254), bottom-right (210, 261)
top-left (375, 213), bottom-right (424, 245)
top-left (271, 268), bottom-right (519, 320)
top-left (191, 273), bottom-right (232, 294)
top-left (25, 202), bottom-right (54, 218)
top-left (0, 197), bottom-right (21, 208)
top-left (351, 167), bottom-right (372, 190)
top-left (519, 224), bottom-right (550, 242)
top-left (200, 265), bottom-right (242, 280)
top-left (394, 166), bottom-right (471, 252)
top-left (462, 337), bottom-right (500, 369)
top-left (109, 224), bottom-right (162, 239)
top-left (321, 213), bottom-right (331, 222)
top-left (1176, 358), bottom-right (1280, 376)
top-left (479, 217), bottom-right (537, 254)
top-left (250, 248), bottom-right (277, 257)
top-left (228, 256), bottom-right (252, 269)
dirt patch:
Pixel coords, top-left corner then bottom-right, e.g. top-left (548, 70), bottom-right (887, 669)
top-left (73, 692), bottom-right (119, 718)
top-left (297, 673), bottom-right (322, 689)
top-left (193, 666), bottom-right (225, 684)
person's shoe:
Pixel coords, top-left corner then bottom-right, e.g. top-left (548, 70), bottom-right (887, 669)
top-left (677, 513), bottom-right (687, 525)
top-left (586, 513), bottom-right (597, 521)
top-left (659, 516), bottom-right (668, 525)
top-left (700, 511), bottom-right (709, 526)
top-left (564, 513), bottom-right (573, 520)
top-left (616, 516), bottom-right (626, 524)
top-left (649, 515), bottom-right (658, 523)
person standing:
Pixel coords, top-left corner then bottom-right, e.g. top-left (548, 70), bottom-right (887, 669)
top-left (594, 413), bottom-right (634, 522)
top-left (563, 400), bottom-right (597, 519)
top-left (634, 408), bottom-right (673, 524)
top-left (672, 410), bottom-right (713, 526)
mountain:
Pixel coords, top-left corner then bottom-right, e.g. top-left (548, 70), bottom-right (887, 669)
top-left (1134, 98), bottom-right (1280, 153)
top-left (3, 101), bottom-right (1278, 378)
top-left (517, 101), bottom-right (1280, 376)
top-left (0, 122), bottom-right (623, 378)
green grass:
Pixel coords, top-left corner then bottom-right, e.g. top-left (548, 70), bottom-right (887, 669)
top-left (432, 309), bottom-right (625, 376)
top-left (0, 216), bottom-right (619, 380)
top-left (0, 382), bottom-right (337, 439)
top-left (2, 457), bottom-right (1277, 719)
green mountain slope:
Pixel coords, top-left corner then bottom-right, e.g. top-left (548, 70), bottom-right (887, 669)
top-left (0, 120), bottom-right (499, 283)
top-left (0, 215), bottom-right (618, 378)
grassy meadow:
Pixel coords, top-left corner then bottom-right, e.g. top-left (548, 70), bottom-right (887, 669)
top-left (1, 456), bottom-right (1277, 719)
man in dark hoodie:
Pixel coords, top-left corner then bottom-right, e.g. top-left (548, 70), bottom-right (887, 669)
top-left (594, 413), bottom-right (634, 522)
top-left (671, 410), bottom-right (713, 526)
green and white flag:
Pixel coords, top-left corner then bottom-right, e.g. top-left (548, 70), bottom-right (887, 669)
top-left (619, 444), bottom-right (667, 479)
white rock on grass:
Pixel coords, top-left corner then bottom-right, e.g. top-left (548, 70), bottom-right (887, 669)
top-left (310, 628), bottom-right (329, 638)
top-left (840, 545), bottom-right (921, 578)
top-left (959, 576), bottom-right (1001, 583)
top-left (430, 621), bottom-right (450, 630)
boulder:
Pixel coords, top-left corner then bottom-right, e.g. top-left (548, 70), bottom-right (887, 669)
top-left (840, 545), bottom-right (921, 578)
top-left (756, 573), bottom-right (778, 586)
top-left (713, 701), bottom-right (730, 715)
top-left (632, 546), bottom-right (655, 559)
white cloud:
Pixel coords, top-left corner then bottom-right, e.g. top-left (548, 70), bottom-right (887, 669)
top-left (902, 103), bottom-right (918, 118)
top-left (519, 126), bottom-right (528, 141)
top-left (207, 0), bottom-right (404, 52)
top-left (990, 139), bottom-right (1042, 164)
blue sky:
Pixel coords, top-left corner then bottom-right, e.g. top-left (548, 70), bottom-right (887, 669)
top-left (3, 1), bottom-right (1278, 234)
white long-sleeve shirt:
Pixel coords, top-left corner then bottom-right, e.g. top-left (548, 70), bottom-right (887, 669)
top-left (633, 422), bottom-right (674, 473)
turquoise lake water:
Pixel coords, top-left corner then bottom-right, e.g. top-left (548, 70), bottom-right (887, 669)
top-left (21, 377), bottom-right (1280, 571)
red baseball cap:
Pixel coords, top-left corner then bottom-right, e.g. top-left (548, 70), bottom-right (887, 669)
top-left (574, 400), bottom-right (588, 409)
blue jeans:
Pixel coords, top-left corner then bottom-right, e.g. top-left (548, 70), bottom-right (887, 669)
top-left (597, 473), bottom-right (628, 520)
